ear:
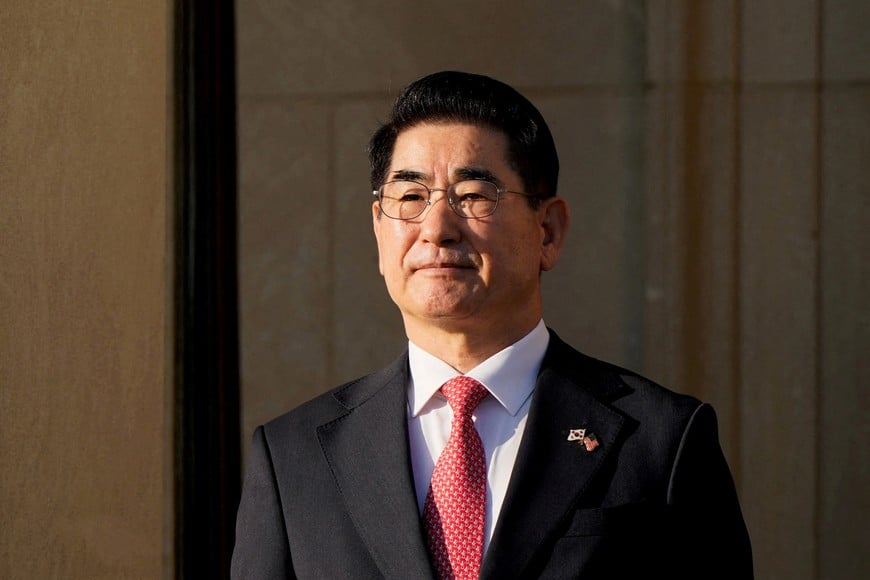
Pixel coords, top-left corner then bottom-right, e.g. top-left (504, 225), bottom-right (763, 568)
top-left (372, 201), bottom-right (385, 276)
top-left (539, 197), bottom-right (570, 272)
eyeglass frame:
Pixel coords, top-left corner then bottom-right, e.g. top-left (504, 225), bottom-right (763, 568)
top-left (372, 179), bottom-right (543, 220)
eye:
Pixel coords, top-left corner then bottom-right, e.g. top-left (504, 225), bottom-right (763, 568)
top-left (453, 181), bottom-right (497, 202)
top-left (382, 181), bottom-right (428, 202)
top-left (398, 191), bottom-right (427, 202)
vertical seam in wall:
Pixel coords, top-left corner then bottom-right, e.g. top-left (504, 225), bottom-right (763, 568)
top-left (680, 0), bottom-right (704, 397)
top-left (813, 2), bottom-right (825, 578)
top-left (164, 4), bottom-right (177, 575)
top-left (729, 0), bottom-right (744, 491)
top-left (623, 1), bottom-right (648, 372)
top-left (657, 0), bottom-right (676, 384)
top-left (326, 105), bottom-right (337, 384)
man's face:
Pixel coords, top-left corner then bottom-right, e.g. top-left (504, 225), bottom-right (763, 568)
top-left (372, 122), bottom-right (564, 338)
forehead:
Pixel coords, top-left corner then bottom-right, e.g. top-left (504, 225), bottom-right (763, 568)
top-left (389, 122), bottom-right (512, 177)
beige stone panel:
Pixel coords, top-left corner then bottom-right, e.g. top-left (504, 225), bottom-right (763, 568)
top-left (687, 88), bottom-right (741, 460)
top-left (536, 93), bottom-right (642, 368)
top-left (643, 87), bottom-right (685, 389)
top-left (742, 0), bottom-right (818, 83)
top-left (644, 86), bottom-right (742, 460)
top-left (332, 99), bottom-right (407, 385)
top-left (823, 0), bottom-right (870, 81)
top-left (0, 1), bottom-right (168, 578)
top-left (819, 88), bottom-right (870, 580)
top-left (739, 89), bottom-right (818, 580)
top-left (237, 0), bottom-right (643, 97)
top-left (238, 99), bottom-right (332, 443)
top-left (647, 0), bottom-right (738, 84)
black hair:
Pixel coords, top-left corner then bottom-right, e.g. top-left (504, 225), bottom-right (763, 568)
top-left (368, 71), bottom-right (559, 201)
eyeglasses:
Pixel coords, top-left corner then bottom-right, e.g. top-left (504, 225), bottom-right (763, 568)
top-left (373, 180), bottom-right (537, 220)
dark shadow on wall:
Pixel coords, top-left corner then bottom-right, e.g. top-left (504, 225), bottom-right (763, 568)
top-left (174, 0), bottom-right (241, 578)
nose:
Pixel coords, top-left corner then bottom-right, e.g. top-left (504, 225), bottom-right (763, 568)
top-left (419, 190), bottom-right (462, 245)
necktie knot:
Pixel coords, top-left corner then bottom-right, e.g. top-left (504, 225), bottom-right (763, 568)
top-left (441, 376), bottom-right (488, 417)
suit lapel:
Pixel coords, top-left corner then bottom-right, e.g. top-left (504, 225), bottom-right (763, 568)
top-left (481, 334), bottom-right (629, 579)
top-left (317, 354), bottom-right (435, 580)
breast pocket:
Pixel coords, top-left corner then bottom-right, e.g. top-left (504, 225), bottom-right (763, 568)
top-left (539, 502), bottom-right (670, 579)
top-left (563, 501), bottom-right (665, 537)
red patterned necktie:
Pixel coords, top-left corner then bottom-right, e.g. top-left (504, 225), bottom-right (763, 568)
top-left (423, 376), bottom-right (489, 580)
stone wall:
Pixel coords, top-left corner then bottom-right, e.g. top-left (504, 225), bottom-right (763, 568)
top-left (237, 2), bottom-right (869, 579)
top-left (1, 1), bottom-right (170, 578)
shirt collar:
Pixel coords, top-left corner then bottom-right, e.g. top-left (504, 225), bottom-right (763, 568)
top-left (408, 320), bottom-right (550, 417)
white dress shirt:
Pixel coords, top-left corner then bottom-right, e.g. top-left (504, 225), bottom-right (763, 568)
top-left (407, 320), bottom-right (550, 553)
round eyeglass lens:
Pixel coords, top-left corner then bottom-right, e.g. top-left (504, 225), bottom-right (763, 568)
top-left (451, 181), bottom-right (499, 218)
top-left (380, 181), bottom-right (429, 219)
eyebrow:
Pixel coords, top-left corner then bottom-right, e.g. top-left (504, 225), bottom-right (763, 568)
top-left (390, 169), bottom-right (427, 182)
top-left (454, 167), bottom-right (498, 183)
top-left (389, 166), bottom-right (500, 184)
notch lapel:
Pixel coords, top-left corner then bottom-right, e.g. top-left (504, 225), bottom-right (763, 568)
top-left (481, 338), bottom-right (628, 579)
top-left (317, 357), bottom-right (435, 580)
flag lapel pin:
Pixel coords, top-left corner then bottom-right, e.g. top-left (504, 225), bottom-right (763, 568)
top-left (567, 428), bottom-right (586, 442)
top-left (567, 427), bottom-right (599, 452)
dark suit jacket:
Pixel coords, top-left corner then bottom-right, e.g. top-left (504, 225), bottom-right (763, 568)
top-left (231, 331), bottom-right (753, 579)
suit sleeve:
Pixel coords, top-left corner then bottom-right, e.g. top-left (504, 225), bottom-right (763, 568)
top-left (667, 403), bottom-right (754, 579)
top-left (231, 426), bottom-right (295, 579)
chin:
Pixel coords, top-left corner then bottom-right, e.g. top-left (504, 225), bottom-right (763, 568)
top-left (402, 298), bottom-right (474, 321)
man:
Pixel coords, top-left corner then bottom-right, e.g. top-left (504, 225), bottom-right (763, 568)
top-left (231, 71), bottom-right (753, 579)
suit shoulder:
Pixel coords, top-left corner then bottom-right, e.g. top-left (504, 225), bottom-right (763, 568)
top-left (546, 329), bottom-right (702, 417)
top-left (259, 353), bottom-right (409, 441)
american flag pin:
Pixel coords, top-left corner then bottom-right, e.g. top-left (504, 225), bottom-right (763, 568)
top-left (567, 428), bottom-right (599, 452)
top-left (582, 432), bottom-right (600, 452)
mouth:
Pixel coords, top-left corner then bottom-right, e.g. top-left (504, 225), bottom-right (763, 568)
top-left (412, 260), bottom-right (476, 273)
top-left (414, 256), bottom-right (474, 270)
top-left (417, 262), bottom-right (470, 269)
top-left (410, 251), bottom-right (477, 273)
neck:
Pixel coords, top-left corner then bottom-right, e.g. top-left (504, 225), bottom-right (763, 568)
top-left (403, 314), bottom-right (541, 373)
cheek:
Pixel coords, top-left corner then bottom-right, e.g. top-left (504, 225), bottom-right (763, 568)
top-left (497, 229), bottom-right (543, 271)
top-left (376, 228), bottom-right (411, 277)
